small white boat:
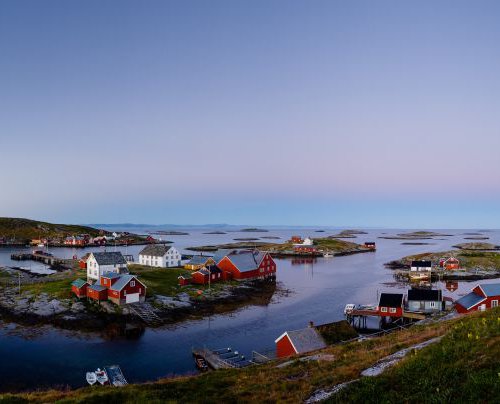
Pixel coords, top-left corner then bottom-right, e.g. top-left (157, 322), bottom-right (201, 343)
top-left (86, 372), bottom-right (97, 385)
top-left (323, 252), bottom-right (333, 258)
top-left (95, 368), bottom-right (109, 385)
top-left (37, 243), bottom-right (45, 248)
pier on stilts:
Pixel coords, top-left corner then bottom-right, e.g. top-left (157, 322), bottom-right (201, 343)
top-left (192, 347), bottom-right (254, 369)
top-left (346, 308), bottom-right (426, 330)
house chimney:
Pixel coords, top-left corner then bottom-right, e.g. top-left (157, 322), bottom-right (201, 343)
top-left (308, 321), bottom-right (314, 328)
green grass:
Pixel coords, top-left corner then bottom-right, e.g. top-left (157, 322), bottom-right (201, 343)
top-left (402, 250), bottom-right (500, 271)
top-left (128, 264), bottom-right (192, 296)
top-left (19, 269), bottom-right (87, 299)
top-left (332, 308), bottom-right (500, 403)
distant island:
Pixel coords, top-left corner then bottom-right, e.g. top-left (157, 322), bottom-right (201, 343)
top-left (379, 231), bottom-right (453, 240)
top-left (452, 242), bottom-right (500, 251)
top-left (239, 228), bottom-right (269, 232)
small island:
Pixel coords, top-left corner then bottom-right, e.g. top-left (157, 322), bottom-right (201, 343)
top-left (452, 242), bottom-right (500, 251)
top-left (379, 231), bottom-right (453, 240)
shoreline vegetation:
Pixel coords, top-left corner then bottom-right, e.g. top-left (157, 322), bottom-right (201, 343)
top-left (187, 236), bottom-right (373, 256)
top-left (385, 250), bottom-right (500, 280)
top-left (0, 264), bottom-right (280, 336)
top-left (1, 308), bottom-right (498, 402)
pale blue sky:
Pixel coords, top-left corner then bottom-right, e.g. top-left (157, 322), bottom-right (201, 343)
top-left (1, 1), bottom-right (500, 227)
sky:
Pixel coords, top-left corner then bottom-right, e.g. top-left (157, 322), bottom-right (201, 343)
top-left (1, 0), bottom-right (500, 228)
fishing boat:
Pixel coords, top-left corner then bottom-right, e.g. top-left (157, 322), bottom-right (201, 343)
top-left (86, 372), bottom-right (97, 386)
top-left (95, 368), bottom-right (109, 385)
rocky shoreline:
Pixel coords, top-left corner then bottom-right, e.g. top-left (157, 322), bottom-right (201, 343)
top-left (0, 280), bottom-right (280, 337)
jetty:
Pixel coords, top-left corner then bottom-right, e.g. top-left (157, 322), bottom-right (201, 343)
top-left (192, 347), bottom-right (253, 369)
top-left (10, 252), bottom-right (76, 268)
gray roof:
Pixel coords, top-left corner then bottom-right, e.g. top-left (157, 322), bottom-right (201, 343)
top-left (92, 252), bottom-right (127, 266)
top-left (224, 250), bottom-right (266, 272)
top-left (278, 328), bottom-right (327, 354)
top-left (109, 275), bottom-right (145, 292)
top-left (479, 283), bottom-right (500, 297)
top-left (139, 244), bottom-right (175, 257)
top-left (89, 284), bottom-right (107, 292)
top-left (71, 279), bottom-right (88, 288)
top-left (188, 255), bottom-right (215, 265)
top-left (456, 292), bottom-right (486, 310)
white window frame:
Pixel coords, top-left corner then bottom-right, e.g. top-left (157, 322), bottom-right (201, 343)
top-left (381, 307), bottom-right (388, 313)
top-left (492, 300), bottom-right (498, 308)
top-left (130, 280), bottom-right (135, 287)
top-left (389, 307), bottom-right (397, 314)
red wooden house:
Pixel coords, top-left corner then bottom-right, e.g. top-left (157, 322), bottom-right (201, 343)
top-left (191, 267), bottom-right (224, 285)
top-left (105, 274), bottom-right (146, 305)
top-left (178, 275), bottom-right (191, 286)
top-left (216, 250), bottom-right (276, 281)
top-left (455, 284), bottom-right (500, 313)
top-left (377, 293), bottom-right (404, 317)
top-left (87, 283), bottom-right (108, 301)
top-left (71, 279), bottom-right (89, 298)
top-left (440, 257), bottom-right (460, 271)
top-left (364, 242), bottom-right (376, 250)
top-left (275, 327), bottom-right (327, 358)
top-left (293, 245), bottom-right (317, 254)
top-left (290, 236), bottom-right (304, 244)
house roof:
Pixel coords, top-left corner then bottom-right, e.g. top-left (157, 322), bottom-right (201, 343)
top-left (275, 328), bottom-right (327, 354)
top-left (478, 283), bottom-right (500, 297)
top-left (71, 279), bottom-right (88, 289)
top-left (187, 255), bottom-right (215, 265)
top-left (224, 250), bottom-right (266, 272)
top-left (408, 289), bottom-right (442, 302)
top-left (89, 284), bottom-right (107, 292)
top-left (109, 275), bottom-right (145, 292)
top-left (411, 260), bottom-right (432, 267)
top-left (102, 272), bottom-right (121, 280)
top-left (139, 244), bottom-right (175, 257)
top-left (379, 293), bottom-right (404, 307)
top-left (456, 292), bottom-right (486, 310)
top-left (90, 252), bottom-right (127, 266)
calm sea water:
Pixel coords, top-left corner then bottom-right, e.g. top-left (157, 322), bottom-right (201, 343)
top-left (0, 227), bottom-right (499, 391)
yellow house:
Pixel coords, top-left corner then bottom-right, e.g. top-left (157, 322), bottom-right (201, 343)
top-left (184, 256), bottom-right (216, 270)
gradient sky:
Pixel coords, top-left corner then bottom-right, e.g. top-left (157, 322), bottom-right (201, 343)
top-left (1, 1), bottom-right (500, 227)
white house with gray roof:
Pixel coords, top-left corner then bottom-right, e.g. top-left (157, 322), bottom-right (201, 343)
top-left (138, 244), bottom-right (181, 268)
top-left (86, 251), bottom-right (129, 281)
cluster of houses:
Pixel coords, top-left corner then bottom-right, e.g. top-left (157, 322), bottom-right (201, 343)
top-left (72, 251), bottom-right (146, 306)
top-left (179, 250), bottom-right (277, 286)
top-left (411, 257), bottom-right (462, 273)
top-left (289, 235), bottom-right (376, 255)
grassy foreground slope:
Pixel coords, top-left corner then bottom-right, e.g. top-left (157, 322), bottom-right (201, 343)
top-left (0, 217), bottom-right (105, 241)
top-left (1, 309), bottom-right (498, 403)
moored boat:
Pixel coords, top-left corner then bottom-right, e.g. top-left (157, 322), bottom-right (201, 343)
top-left (86, 372), bottom-right (97, 386)
top-left (95, 368), bottom-right (109, 385)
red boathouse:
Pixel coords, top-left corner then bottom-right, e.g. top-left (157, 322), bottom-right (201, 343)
top-left (377, 293), bottom-right (404, 317)
top-left (71, 279), bottom-right (89, 299)
top-left (216, 250), bottom-right (276, 281)
top-left (455, 284), bottom-right (500, 313)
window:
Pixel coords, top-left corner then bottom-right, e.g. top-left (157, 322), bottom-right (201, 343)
top-left (381, 307), bottom-right (388, 313)
top-left (492, 300), bottom-right (498, 308)
top-left (389, 308), bottom-right (396, 313)
top-left (430, 302), bottom-right (436, 308)
top-left (130, 281), bottom-right (135, 287)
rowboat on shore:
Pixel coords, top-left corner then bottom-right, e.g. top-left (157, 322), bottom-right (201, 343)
top-left (86, 372), bottom-right (97, 385)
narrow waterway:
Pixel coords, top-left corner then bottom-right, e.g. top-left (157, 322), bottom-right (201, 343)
top-left (0, 228), bottom-right (498, 392)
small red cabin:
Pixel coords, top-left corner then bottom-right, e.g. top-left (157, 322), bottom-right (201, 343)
top-left (290, 236), bottom-right (304, 244)
top-left (455, 284), bottom-right (500, 314)
top-left (178, 275), bottom-right (191, 286)
top-left (293, 245), bottom-right (317, 254)
top-left (191, 267), bottom-right (224, 285)
top-left (87, 284), bottom-right (108, 301)
top-left (377, 293), bottom-right (404, 317)
top-left (107, 275), bottom-right (147, 305)
top-left (71, 279), bottom-right (89, 298)
top-left (441, 257), bottom-right (460, 271)
top-left (275, 327), bottom-right (326, 358)
top-left (364, 242), bottom-right (376, 250)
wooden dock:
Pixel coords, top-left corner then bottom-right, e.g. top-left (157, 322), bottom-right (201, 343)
top-left (192, 347), bottom-right (253, 369)
top-left (346, 308), bottom-right (426, 329)
top-left (11, 252), bottom-right (76, 268)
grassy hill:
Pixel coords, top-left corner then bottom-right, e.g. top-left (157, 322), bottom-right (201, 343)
top-left (2, 309), bottom-right (497, 403)
top-left (395, 250), bottom-right (500, 271)
top-left (0, 217), bottom-right (105, 242)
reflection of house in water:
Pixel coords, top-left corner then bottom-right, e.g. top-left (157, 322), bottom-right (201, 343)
top-left (446, 280), bottom-right (459, 292)
top-left (291, 257), bottom-right (317, 266)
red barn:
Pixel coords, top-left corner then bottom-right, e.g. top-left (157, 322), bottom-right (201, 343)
top-left (455, 284), bottom-right (500, 313)
top-left (87, 283), bottom-right (108, 301)
top-left (442, 257), bottom-right (460, 271)
top-left (275, 327), bottom-right (327, 358)
top-left (71, 279), bottom-right (89, 298)
top-left (377, 293), bottom-right (404, 317)
top-left (106, 275), bottom-right (146, 305)
top-left (216, 250), bottom-right (276, 281)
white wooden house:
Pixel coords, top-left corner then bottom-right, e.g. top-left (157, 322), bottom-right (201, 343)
top-left (138, 245), bottom-right (181, 268)
top-left (86, 251), bottom-right (128, 281)
top-left (410, 260), bottom-right (432, 272)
